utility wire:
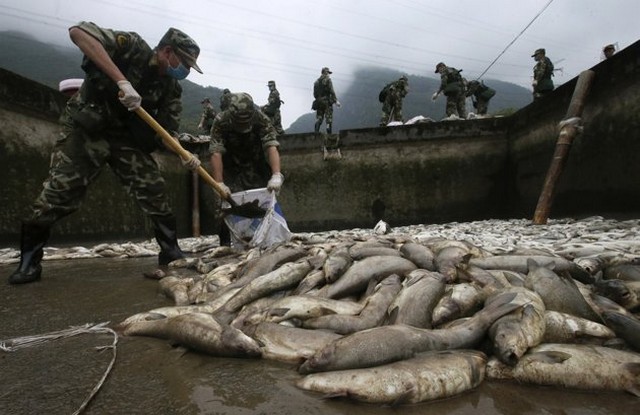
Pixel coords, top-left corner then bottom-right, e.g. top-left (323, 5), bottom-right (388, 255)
top-left (476, 0), bottom-right (555, 81)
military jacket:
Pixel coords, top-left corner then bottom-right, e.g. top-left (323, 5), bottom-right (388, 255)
top-left (66, 21), bottom-right (182, 151)
top-left (313, 75), bottom-right (337, 104)
top-left (209, 109), bottom-right (279, 158)
top-left (263, 89), bottom-right (282, 116)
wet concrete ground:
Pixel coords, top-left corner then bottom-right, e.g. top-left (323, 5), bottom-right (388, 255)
top-left (1, 256), bottom-right (640, 415)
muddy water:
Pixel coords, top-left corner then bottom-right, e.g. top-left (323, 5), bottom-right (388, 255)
top-left (1, 257), bottom-right (639, 415)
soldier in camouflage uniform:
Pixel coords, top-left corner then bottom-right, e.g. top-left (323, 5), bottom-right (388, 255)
top-left (220, 88), bottom-right (232, 111)
top-left (8, 21), bottom-right (203, 285)
top-left (312, 67), bottom-right (341, 135)
top-left (432, 62), bottom-right (466, 118)
top-left (465, 80), bottom-right (496, 116)
top-left (208, 92), bottom-right (283, 246)
top-left (531, 48), bottom-right (554, 101)
top-left (261, 80), bottom-right (285, 134)
top-left (197, 97), bottom-right (216, 133)
top-left (380, 75), bottom-right (409, 125)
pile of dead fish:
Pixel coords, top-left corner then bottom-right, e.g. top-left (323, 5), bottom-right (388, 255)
top-left (108, 216), bottom-right (640, 404)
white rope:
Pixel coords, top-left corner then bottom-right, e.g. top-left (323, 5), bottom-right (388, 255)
top-left (0, 322), bottom-right (118, 415)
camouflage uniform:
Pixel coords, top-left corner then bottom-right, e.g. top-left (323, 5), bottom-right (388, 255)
top-left (436, 63), bottom-right (466, 118)
top-left (465, 80), bottom-right (496, 115)
top-left (209, 92), bottom-right (280, 245)
top-left (199, 99), bottom-right (216, 133)
top-left (262, 81), bottom-right (285, 134)
top-left (220, 88), bottom-right (232, 111)
top-left (313, 68), bottom-right (338, 135)
top-left (8, 21), bottom-right (202, 285)
top-left (380, 76), bottom-right (409, 125)
top-left (532, 48), bottom-right (554, 100)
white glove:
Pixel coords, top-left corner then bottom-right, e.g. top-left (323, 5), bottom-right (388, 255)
top-left (532, 80), bottom-right (538, 87)
top-left (335, 101), bottom-right (342, 108)
top-left (181, 153), bottom-right (201, 170)
top-left (267, 172), bottom-right (284, 193)
top-left (431, 92), bottom-right (440, 101)
top-left (117, 80), bottom-right (142, 111)
top-left (217, 182), bottom-right (231, 198)
top-left (197, 122), bottom-right (203, 130)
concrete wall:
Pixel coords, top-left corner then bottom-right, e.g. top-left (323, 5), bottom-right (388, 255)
top-left (1, 39), bottom-right (639, 245)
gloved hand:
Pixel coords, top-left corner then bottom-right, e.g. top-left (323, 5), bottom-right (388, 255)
top-left (267, 172), bottom-right (284, 193)
top-left (117, 80), bottom-right (142, 111)
top-left (335, 101), bottom-right (342, 108)
top-left (217, 182), bottom-right (231, 198)
top-left (197, 122), bottom-right (203, 130)
top-left (181, 153), bottom-right (201, 170)
top-left (532, 80), bottom-right (538, 87)
top-left (431, 91), bottom-right (440, 101)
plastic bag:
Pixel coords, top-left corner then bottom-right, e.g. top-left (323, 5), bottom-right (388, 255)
top-left (223, 188), bottom-right (292, 249)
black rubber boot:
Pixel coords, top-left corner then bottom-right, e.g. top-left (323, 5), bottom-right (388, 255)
top-left (326, 123), bottom-right (332, 135)
top-left (152, 215), bottom-right (185, 265)
top-left (8, 223), bottom-right (50, 285)
top-left (314, 120), bottom-right (321, 134)
top-left (218, 221), bottom-right (231, 247)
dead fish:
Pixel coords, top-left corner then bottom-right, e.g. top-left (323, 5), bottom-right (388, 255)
top-left (434, 246), bottom-right (470, 283)
top-left (326, 255), bottom-right (416, 299)
top-left (543, 310), bottom-right (615, 345)
top-left (574, 256), bottom-right (605, 276)
top-left (604, 264), bottom-right (640, 282)
top-left (292, 269), bottom-right (326, 295)
top-left (303, 274), bottom-right (402, 334)
top-left (117, 312), bottom-right (261, 358)
top-left (296, 350), bottom-right (486, 404)
top-left (457, 256), bottom-right (508, 288)
top-left (230, 291), bottom-right (288, 329)
top-left (594, 279), bottom-right (640, 311)
top-left (298, 291), bottom-right (519, 373)
top-left (601, 311), bottom-right (640, 352)
top-left (215, 257), bottom-right (320, 324)
top-left (524, 259), bottom-right (602, 323)
top-left (470, 255), bottom-right (594, 284)
top-left (399, 241), bottom-right (435, 271)
top-left (387, 269), bottom-right (446, 328)
top-left (348, 241), bottom-right (399, 260)
top-left (262, 295), bottom-right (364, 324)
top-left (158, 276), bottom-right (193, 306)
top-left (432, 282), bottom-right (485, 327)
top-left (487, 287), bottom-right (546, 366)
top-left (242, 322), bottom-right (342, 364)
top-left (236, 245), bottom-right (307, 283)
top-left (323, 246), bottom-right (352, 283)
top-left (486, 343), bottom-right (640, 397)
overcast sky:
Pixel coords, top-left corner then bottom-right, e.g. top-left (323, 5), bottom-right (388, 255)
top-left (1, 0), bottom-right (638, 127)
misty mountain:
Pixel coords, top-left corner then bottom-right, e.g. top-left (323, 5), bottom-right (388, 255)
top-left (1, 30), bottom-right (532, 134)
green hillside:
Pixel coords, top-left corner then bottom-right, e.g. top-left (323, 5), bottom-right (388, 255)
top-left (1, 31), bottom-right (532, 134)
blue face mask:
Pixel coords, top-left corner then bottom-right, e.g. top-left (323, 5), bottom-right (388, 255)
top-left (166, 60), bottom-right (190, 80)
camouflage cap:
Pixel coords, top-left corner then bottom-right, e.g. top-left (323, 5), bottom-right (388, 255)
top-left (435, 62), bottom-right (446, 73)
top-left (201, 97), bottom-right (210, 103)
top-left (531, 48), bottom-right (545, 57)
top-left (603, 44), bottom-right (615, 51)
top-left (321, 67), bottom-right (332, 74)
top-left (228, 92), bottom-right (255, 133)
top-left (267, 80), bottom-right (276, 86)
top-left (399, 75), bottom-right (408, 81)
top-left (222, 88), bottom-right (230, 94)
top-left (159, 27), bottom-right (202, 74)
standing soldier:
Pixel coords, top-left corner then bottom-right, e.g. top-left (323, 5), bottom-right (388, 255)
top-left (208, 92), bottom-right (283, 246)
top-left (379, 75), bottom-right (409, 126)
top-left (262, 80), bottom-right (285, 134)
top-left (197, 97), bottom-right (216, 133)
top-left (432, 62), bottom-right (466, 119)
top-left (465, 80), bottom-right (496, 116)
top-left (602, 44), bottom-right (616, 59)
top-left (312, 67), bottom-right (341, 136)
top-left (220, 88), bottom-right (232, 111)
top-left (7, 22), bottom-right (203, 284)
top-left (531, 48), bottom-right (554, 100)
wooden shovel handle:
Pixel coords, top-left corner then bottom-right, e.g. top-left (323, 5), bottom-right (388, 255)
top-left (131, 105), bottom-right (235, 206)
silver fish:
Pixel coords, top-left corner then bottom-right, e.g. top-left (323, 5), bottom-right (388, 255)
top-left (296, 350), bottom-right (486, 404)
top-left (326, 255), bottom-right (416, 299)
top-left (399, 241), bottom-right (435, 271)
top-left (387, 269), bottom-right (445, 328)
top-left (486, 343), bottom-right (640, 397)
top-left (299, 291), bottom-right (519, 373)
top-left (543, 310), bottom-right (615, 344)
top-left (432, 282), bottom-right (485, 327)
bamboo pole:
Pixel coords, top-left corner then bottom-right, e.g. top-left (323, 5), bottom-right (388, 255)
top-left (532, 70), bottom-right (595, 225)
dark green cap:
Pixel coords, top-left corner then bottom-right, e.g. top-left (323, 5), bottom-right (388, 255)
top-left (159, 27), bottom-right (202, 73)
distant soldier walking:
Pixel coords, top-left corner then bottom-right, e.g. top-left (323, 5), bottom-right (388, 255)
top-left (197, 97), bottom-right (216, 133)
top-left (531, 48), bottom-right (554, 100)
top-left (262, 80), bottom-right (285, 134)
top-left (379, 75), bottom-right (409, 126)
top-left (432, 62), bottom-right (466, 118)
top-left (465, 80), bottom-right (496, 116)
top-left (312, 67), bottom-right (340, 136)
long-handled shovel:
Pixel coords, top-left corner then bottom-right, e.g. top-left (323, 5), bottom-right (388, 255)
top-left (131, 105), bottom-right (266, 218)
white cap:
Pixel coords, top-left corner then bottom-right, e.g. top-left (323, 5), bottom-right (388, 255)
top-left (58, 78), bottom-right (84, 92)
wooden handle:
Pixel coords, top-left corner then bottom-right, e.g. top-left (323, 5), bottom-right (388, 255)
top-left (131, 105), bottom-right (235, 205)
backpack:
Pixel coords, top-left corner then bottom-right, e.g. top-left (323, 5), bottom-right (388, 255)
top-left (446, 68), bottom-right (463, 84)
top-left (378, 83), bottom-right (392, 103)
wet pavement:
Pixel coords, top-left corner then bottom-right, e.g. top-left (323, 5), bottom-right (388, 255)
top-left (1, 256), bottom-right (639, 415)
